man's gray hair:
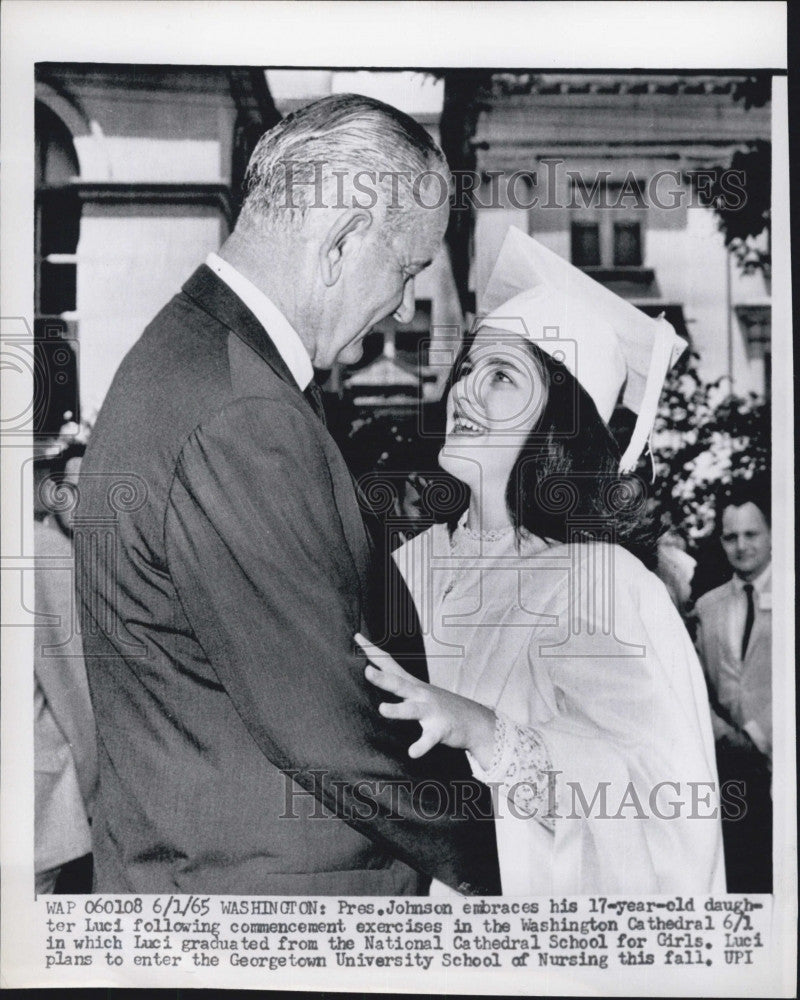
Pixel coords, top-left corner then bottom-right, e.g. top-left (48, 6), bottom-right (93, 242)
top-left (238, 93), bottom-right (450, 234)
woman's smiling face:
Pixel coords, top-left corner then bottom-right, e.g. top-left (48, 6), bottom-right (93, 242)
top-left (439, 329), bottom-right (548, 492)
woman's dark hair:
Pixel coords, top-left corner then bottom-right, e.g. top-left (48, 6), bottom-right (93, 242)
top-left (440, 337), bottom-right (657, 567)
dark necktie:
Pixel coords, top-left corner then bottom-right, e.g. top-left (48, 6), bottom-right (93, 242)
top-left (303, 380), bottom-right (326, 426)
top-left (741, 583), bottom-right (755, 660)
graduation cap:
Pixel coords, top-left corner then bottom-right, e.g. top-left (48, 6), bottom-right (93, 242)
top-left (477, 226), bottom-right (687, 473)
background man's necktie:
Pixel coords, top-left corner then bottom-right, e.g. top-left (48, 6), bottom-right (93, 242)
top-left (303, 380), bottom-right (326, 425)
top-left (741, 582), bottom-right (755, 660)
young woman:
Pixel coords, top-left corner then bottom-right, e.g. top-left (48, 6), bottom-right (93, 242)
top-left (358, 231), bottom-right (725, 895)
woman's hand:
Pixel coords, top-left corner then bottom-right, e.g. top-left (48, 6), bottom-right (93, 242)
top-left (355, 633), bottom-right (497, 767)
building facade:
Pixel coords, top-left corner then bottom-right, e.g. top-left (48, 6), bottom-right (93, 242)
top-left (34, 63), bottom-right (278, 436)
top-left (469, 74), bottom-right (771, 398)
top-left (34, 68), bottom-right (771, 444)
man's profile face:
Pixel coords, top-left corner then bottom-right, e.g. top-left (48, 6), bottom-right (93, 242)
top-left (720, 501), bottom-right (771, 581)
top-left (322, 198), bottom-right (449, 369)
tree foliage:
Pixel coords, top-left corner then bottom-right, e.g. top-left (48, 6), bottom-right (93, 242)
top-left (701, 75), bottom-right (771, 276)
top-left (705, 140), bottom-right (771, 276)
top-left (650, 350), bottom-right (769, 549)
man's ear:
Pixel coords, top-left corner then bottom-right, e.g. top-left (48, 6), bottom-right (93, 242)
top-left (319, 209), bottom-right (373, 287)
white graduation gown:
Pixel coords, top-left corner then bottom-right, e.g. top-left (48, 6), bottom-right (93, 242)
top-left (393, 522), bottom-right (726, 896)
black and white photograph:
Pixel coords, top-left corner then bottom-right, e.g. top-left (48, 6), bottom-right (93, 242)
top-left (1, 1), bottom-right (795, 994)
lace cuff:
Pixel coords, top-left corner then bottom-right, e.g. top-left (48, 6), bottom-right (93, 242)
top-left (470, 712), bottom-right (555, 831)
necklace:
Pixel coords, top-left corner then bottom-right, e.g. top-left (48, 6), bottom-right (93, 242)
top-left (449, 510), bottom-right (514, 550)
top-left (441, 515), bottom-right (549, 598)
top-left (443, 516), bottom-right (515, 597)
top-left (454, 522), bottom-right (514, 544)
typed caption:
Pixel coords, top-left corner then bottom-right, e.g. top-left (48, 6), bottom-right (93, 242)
top-left (34, 892), bottom-right (771, 988)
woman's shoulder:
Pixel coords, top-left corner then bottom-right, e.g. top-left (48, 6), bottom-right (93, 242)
top-left (550, 539), bottom-right (660, 592)
top-left (540, 537), bottom-right (649, 569)
top-left (539, 541), bottom-right (681, 646)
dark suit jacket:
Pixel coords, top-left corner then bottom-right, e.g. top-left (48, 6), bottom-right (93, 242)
top-left (76, 264), bottom-right (499, 895)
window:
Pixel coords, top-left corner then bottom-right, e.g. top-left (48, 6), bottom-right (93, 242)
top-left (613, 221), bottom-right (643, 266)
top-left (735, 304), bottom-right (771, 401)
top-left (569, 177), bottom-right (646, 270)
top-left (571, 222), bottom-right (601, 267)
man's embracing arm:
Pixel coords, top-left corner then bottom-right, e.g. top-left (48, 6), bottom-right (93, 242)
top-left (165, 396), bottom-right (500, 895)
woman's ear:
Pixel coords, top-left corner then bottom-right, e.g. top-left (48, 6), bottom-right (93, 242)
top-left (319, 209), bottom-right (373, 287)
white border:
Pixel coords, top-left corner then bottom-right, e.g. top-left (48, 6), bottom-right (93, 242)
top-left (0, 0), bottom-right (789, 70)
top-left (767, 74), bottom-right (797, 997)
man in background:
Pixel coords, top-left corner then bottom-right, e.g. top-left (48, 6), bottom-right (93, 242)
top-left (34, 444), bottom-right (97, 893)
top-left (695, 476), bottom-right (772, 892)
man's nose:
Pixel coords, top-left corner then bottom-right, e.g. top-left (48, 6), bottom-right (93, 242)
top-left (393, 279), bottom-right (416, 324)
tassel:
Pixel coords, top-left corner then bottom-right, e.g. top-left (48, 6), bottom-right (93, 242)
top-left (619, 317), bottom-right (681, 475)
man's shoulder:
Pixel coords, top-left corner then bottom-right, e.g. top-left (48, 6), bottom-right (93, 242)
top-left (119, 270), bottom-right (299, 416)
top-left (182, 393), bottom-right (322, 463)
top-left (130, 282), bottom-right (231, 384)
top-left (91, 272), bottom-right (295, 448)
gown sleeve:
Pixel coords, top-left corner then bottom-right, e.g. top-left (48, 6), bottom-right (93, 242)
top-left (474, 544), bottom-right (724, 894)
top-left (468, 712), bottom-right (555, 832)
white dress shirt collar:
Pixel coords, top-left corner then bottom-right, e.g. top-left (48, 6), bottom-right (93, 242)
top-left (206, 252), bottom-right (313, 390)
top-left (733, 562), bottom-right (771, 596)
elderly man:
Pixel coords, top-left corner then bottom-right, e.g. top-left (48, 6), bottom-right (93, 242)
top-left (695, 477), bottom-right (772, 892)
top-left (76, 94), bottom-right (499, 895)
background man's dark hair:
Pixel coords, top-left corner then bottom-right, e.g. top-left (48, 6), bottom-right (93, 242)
top-left (716, 474), bottom-right (771, 528)
top-left (691, 474), bottom-right (772, 600)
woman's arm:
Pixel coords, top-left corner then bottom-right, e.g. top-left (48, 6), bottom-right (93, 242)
top-left (357, 634), bottom-right (496, 766)
top-left (358, 634), bottom-right (555, 829)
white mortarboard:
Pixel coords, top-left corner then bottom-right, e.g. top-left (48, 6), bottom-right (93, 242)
top-left (477, 226), bottom-right (687, 473)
